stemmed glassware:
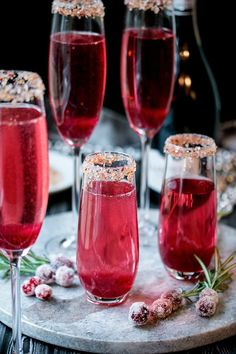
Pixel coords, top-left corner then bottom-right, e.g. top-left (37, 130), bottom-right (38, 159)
top-left (0, 70), bottom-right (49, 354)
top-left (158, 134), bottom-right (217, 280)
top-left (77, 152), bottom-right (139, 305)
top-left (48, 0), bottom-right (107, 253)
top-left (120, 0), bottom-right (176, 239)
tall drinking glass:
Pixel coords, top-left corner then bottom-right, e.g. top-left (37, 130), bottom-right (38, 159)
top-left (48, 0), bottom-right (106, 252)
top-left (121, 0), bottom-right (176, 239)
top-left (77, 152), bottom-right (139, 305)
top-left (158, 134), bottom-right (217, 280)
top-left (0, 70), bottom-right (48, 353)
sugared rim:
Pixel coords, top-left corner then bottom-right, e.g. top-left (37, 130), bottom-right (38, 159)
top-left (52, 0), bottom-right (105, 18)
top-left (83, 152), bottom-right (136, 182)
top-left (124, 0), bottom-right (172, 13)
top-left (0, 70), bottom-right (45, 104)
top-left (164, 134), bottom-right (217, 158)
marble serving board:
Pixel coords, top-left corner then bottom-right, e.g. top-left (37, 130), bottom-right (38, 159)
top-left (0, 211), bottom-right (236, 354)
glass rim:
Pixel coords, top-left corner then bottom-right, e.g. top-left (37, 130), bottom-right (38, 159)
top-left (82, 151), bottom-right (136, 181)
top-left (0, 70), bottom-right (45, 104)
top-left (164, 133), bottom-right (217, 158)
top-left (124, 0), bottom-right (172, 13)
top-left (52, 0), bottom-right (105, 18)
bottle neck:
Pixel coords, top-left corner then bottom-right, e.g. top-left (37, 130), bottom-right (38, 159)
top-left (175, 11), bottom-right (195, 41)
top-left (173, 0), bottom-right (194, 13)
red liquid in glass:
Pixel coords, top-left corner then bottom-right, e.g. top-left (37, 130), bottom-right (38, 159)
top-left (121, 28), bottom-right (175, 138)
top-left (158, 177), bottom-right (216, 273)
top-left (49, 31), bottom-right (106, 148)
top-left (77, 181), bottom-right (139, 299)
top-left (0, 106), bottom-right (49, 251)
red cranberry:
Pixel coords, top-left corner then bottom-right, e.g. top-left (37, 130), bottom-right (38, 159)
top-left (50, 256), bottom-right (75, 271)
top-left (35, 284), bottom-right (53, 301)
top-left (35, 264), bottom-right (55, 284)
top-left (128, 302), bottom-right (150, 326)
top-left (21, 276), bottom-right (43, 296)
top-left (55, 266), bottom-right (74, 287)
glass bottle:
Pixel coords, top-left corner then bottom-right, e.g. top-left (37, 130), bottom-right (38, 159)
top-left (155, 0), bottom-right (221, 150)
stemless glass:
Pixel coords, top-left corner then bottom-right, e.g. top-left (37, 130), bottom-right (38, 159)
top-left (48, 0), bottom-right (106, 252)
top-left (158, 134), bottom-right (217, 280)
top-left (121, 0), bottom-right (176, 239)
top-left (0, 70), bottom-right (48, 353)
top-left (77, 152), bottom-right (139, 305)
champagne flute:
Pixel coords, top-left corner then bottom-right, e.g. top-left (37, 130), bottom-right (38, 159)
top-left (48, 0), bottom-right (107, 253)
top-left (77, 152), bottom-right (139, 305)
top-left (0, 70), bottom-right (48, 354)
top-left (120, 0), bottom-right (176, 240)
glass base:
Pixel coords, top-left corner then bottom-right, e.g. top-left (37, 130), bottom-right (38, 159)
top-left (44, 233), bottom-right (76, 258)
top-left (86, 291), bottom-right (128, 305)
top-left (165, 265), bottom-right (202, 281)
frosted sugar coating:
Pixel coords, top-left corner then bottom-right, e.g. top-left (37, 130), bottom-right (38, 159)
top-left (82, 152), bottom-right (136, 182)
top-left (0, 70), bottom-right (45, 104)
top-left (164, 134), bottom-right (217, 159)
top-left (52, 0), bottom-right (105, 18)
top-left (124, 0), bottom-right (172, 13)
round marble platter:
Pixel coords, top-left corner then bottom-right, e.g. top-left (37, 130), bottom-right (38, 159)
top-left (0, 211), bottom-right (236, 354)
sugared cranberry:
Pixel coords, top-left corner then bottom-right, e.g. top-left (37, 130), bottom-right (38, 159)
top-left (150, 298), bottom-right (173, 319)
top-left (55, 266), bottom-right (74, 287)
top-left (161, 289), bottom-right (183, 311)
top-left (35, 284), bottom-right (53, 301)
top-left (199, 288), bottom-right (219, 304)
top-left (50, 256), bottom-right (75, 271)
top-left (21, 276), bottom-right (43, 296)
top-left (195, 295), bottom-right (218, 317)
top-left (35, 264), bottom-right (55, 284)
top-left (128, 302), bottom-right (150, 326)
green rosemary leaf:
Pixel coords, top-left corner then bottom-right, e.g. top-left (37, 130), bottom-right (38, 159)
top-left (217, 263), bottom-right (236, 280)
top-left (0, 250), bottom-right (49, 278)
top-left (2, 270), bottom-right (10, 279)
top-left (194, 255), bottom-right (212, 287)
top-left (221, 251), bottom-right (236, 268)
top-left (214, 248), bottom-right (221, 273)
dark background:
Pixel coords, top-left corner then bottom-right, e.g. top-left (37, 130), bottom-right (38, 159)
top-left (0, 0), bottom-right (235, 123)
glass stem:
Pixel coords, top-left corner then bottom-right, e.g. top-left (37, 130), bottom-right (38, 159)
top-left (61, 147), bottom-right (81, 249)
top-left (72, 146), bottom-right (82, 232)
top-left (140, 135), bottom-right (152, 221)
top-left (10, 252), bottom-right (23, 354)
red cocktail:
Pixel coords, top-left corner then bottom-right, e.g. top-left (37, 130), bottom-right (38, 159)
top-left (120, 4), bottom-right (176, 238)
top-left (48, 0), bottom-right (107, 253)
top-left (49, 31), bottom-right (106, 148)
top-left (158, 134), bottom-right (217, 280)
top-left (159, 177), bottom-right (216, 273)
top-left (77, 152), bottom-right (139, 304)
top-left (0, 106), bottom-right (48, 250)
top-left (0, 70), bottom-right (48, 353)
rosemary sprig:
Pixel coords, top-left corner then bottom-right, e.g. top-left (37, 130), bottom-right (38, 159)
top-left (183, 247), bottom-right (236, 300)
top-left (0, 250), bottom-right (50, 279)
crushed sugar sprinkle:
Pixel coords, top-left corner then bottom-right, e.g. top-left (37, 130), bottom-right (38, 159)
top-left (124, 0), bottom-right (172, 13)
top-left (52, 0), bottom-right (105, 18)
top-left (83, 152), bottom-right (136, 182)
top-left (0, 70), bottom-right (45, 104)
top-left (164, 133), bottom-right (217, 159)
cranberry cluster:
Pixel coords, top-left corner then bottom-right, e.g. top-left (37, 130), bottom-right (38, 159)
top-left (129, 289), bottom-right (183, 326)
top-left (21, 256), bottom-right (75, 301)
